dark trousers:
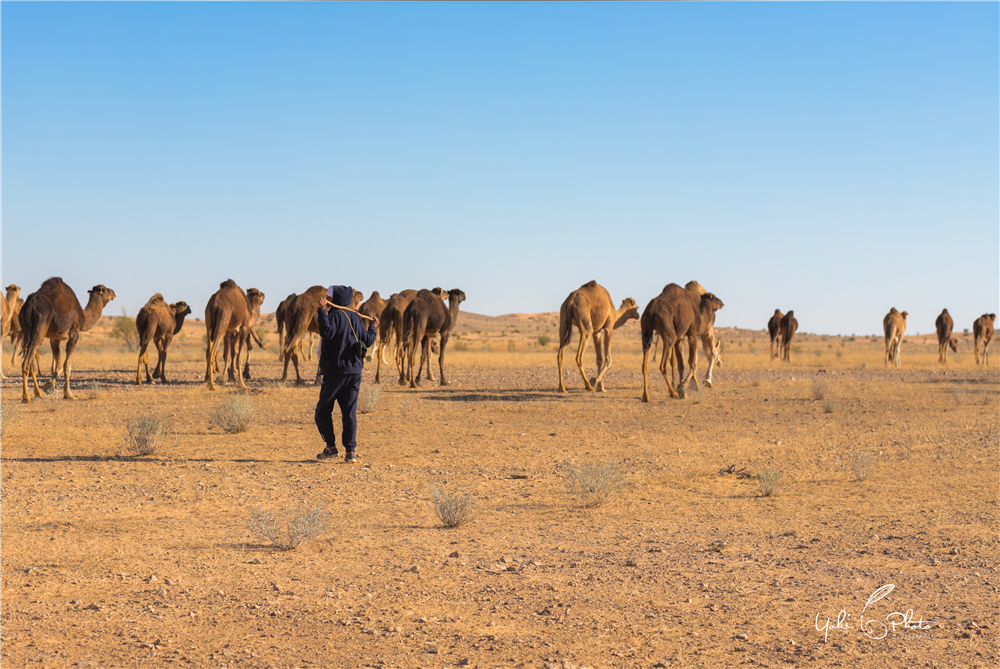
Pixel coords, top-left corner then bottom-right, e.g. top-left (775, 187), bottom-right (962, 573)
top-left (315, 373), bottom-right (361, 453)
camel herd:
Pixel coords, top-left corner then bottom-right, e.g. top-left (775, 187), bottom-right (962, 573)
top-left (0, 276), bottom-right (995, 405)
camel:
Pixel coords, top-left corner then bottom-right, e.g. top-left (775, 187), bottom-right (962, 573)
top-left (204, 280), bottom-right (265, 391)
top-left (376, 288), bottom-right (444, 385)
top-left (358, 291), bottom-right (388, 363)
top-left (973, 313), bottom-right (996, 365)
top-left (640, 283), bottom-right (713, 402)
top-left (664, 284), bottom-right (725, 390)
top-left (768, 309), bottom-right (784, 362)
top-left (8, 297), bottom-right (25, 366)
top-left (935, 309), bottom-right (958, 364)
top-left (883, 308), bottom-right (908, 367)
top-left (19, 278), bottom-right (116, 403)
top-left (402, 288), bottom-right (466, 388)
top-left (135, 294), bottom-right (192, 385)
top-left (779, 310), bottom-right (798, 362)
top-left (280, 286), bottom-right (363, 385)
top-left (556, 281), bottom-right (639, 393)
top-left (0, 284), bottom-right (20, 379)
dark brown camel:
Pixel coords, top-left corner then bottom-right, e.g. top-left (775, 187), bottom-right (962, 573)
top-left (376, 288), bottom-right (444, 385)
top-left (280, 286), bottom-right (363, 384)
top-left (665, 283), bottom-right (725, 390)
top-left (768, 309), bottom-right (784, 362)
top-left (135, 294), bottom-right (192, 385)
top-left (19, 278), bottom-right (116, 403)
top-left (779, 310), bottom-right (798, 362)
top-left (935, 309), bottom-right (957, 364)
top-left (556, 281), bottom-right (639, 393)
top-left (973, 313), bottom-right (995, 365)
top-left (358, 291), bottom-right (388, 363)
top-left (402, 288), bottom-right (466, 388)
top-left (204, 280), bottom-right (264, 391)
top-left (640, 283), bottom-right (703, 402)
top-left (275, 292), bottom-right (297, 360)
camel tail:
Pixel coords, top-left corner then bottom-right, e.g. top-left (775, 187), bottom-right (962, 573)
top-left (640, 318), bottom-right (655, 353)
top-left (558, 314), bottom-right (573, 348)
top-left (283, 305), bottom-right (313, 359)
top-left (18, 299), bottom-right (45, 366)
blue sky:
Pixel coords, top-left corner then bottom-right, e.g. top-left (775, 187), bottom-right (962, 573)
top-left (3, 2), bottom-right (997, 335)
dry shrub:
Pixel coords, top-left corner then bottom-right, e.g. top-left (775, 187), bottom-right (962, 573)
top-left (110, 309), bottom-right (139, 351)
top-left (1, 402), bottom-right (19, 438)
top-left (357, 383), bottom-right (381, 414)
top-left (756, 468), bottom-right (783, 497)
top-left (431, 488), bottom-right (476, 528)
top-left (565, 461), bottom-right (627, 508)
top-left (213, 393), bottom-right (256, 434)
top-left (124, 413), bottom-right (167, 456)
top-left (821, 398), bottom-right (837, 413)
top-left (538, 335), bottom-right (550, 347)
top-left (850, 451), bottom-right (875, 482)
top-left (811, 379), bottom-right (829, 400)
top-left (247, 502), bottom-right (329, 551)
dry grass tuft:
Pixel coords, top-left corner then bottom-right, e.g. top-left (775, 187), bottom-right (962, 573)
top-left (811, 379), bottom-right (830, 400)
top-left (357, 383), bottom-right (382, 414)
top-left (431, 488), bottom-right (476, 528)
top-left (124, 412), bottom-right (168, 456)
top-left (850, 450), bottom-right (876, 482)
top-left (565, 461), bottom-right (627, 508)
top-left (821, 398), bottom-right (837, 413)
top-left (247, 503), bottom-right (329, 551)
top-left (756, 468), bottom-right (783, 497)
top-left (213, 393), bottom-right (257, 434)
top-left (1, 401), bottom-right (20, 438)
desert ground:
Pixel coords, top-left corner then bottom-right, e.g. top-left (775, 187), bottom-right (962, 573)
top-left (1, 311), bottom-right (997, 669)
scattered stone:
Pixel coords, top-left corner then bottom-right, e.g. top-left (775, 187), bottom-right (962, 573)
top-left (408, 565), bottom-right (420, 573)
top-left (85, 603), bottom-right (102, 610)
top-left (448, 551), bottom-right (462, 558)
top-left (148, 575), bottom-right (158, 583)
top-left (736, 632), bottom-right (749, 640)
top-left (950, 547), bottom-right (960, 555)
top-left (416, 617), bottom-right (428, 624)
top-left (510, 473), bottom-right (529, 479)
top-left (625, 558), bottom-right (638, 567)
top-left (164, 578), bottom-right (178, 586)
top-left (245, 557), bottom-right (263, 565)
top-left (70, 599), bottom-right (82, 605)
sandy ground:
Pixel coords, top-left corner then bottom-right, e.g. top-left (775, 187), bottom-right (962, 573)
top-left (1, 313), bottom-right (997, 669)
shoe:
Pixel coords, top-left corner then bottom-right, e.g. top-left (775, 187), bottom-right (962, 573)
top-left (317, 448), bottom-right (338, 461)
top-left (344, 452), bottom-right (358, 464)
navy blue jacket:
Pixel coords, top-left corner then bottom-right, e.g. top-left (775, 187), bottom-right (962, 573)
top-left (317, 286), bottom-right (377, 376)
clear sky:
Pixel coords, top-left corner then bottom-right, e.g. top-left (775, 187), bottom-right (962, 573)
top-left (3, 2), bottom-right (997, 336)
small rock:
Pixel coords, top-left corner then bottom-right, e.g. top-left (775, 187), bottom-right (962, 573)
top-left (950, 547), bottom-right (960, 555)
top-left (164, 578), bottom-right (178, 586)
top-left (245, 557), bottom-right (263, 565)
top-left (458, 660), bottom-right (470, 667)
top-left (408, 565), bottom-right (420, 573)
top-left (148, 575), bottom-right (158, 583)
top-left (736, 632), bottom-right (748, 640)
top-left (85, 603), bottom-right (102, 610)
top-left (501, 555), bottom-right (512, 564)
top-left (625, 558), bottom-right (638, 567)
top-left (448, 551), bottom-right (462, 558)
top-left (157, 588), bottom-right (167, 596)
top-left (70, 599), bottom-right (82, 605)
top-left (416, 617), bottom-right (428, 624)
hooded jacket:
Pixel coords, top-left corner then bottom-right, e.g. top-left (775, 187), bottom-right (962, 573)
top-left (316, 285), bottom-right (377, 375)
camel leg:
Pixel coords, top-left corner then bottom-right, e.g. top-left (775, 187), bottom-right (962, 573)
top-left (702, 334), bottom-right (718, 388)
top-left (557, 340), bottom-right (569, 393)
top-left (45, 340), bottom-right (63, 391)
top-left (157, 341), bottom-right (169, 383)
top-left (136, 342), bottom-right (149, 386)
top-left (575, 326), bottom-right (594, 391)
top-left (22, 343), bottom-right (44, 403)
top-left (679, 336), bottom-right (699, 396)
top-left (415, 337), bottom-right (427, 384)
top-left (438, 332), bottom-right (449, 386)
top-left (592, 330), bottom-right (613, 392)
top-left (234, 336), bottom-right (248, 389)
top-left (62, 331), bottom-right (79, 400)
top-left (658, 337), bottom-right (680, 399)
top-left (375, 339), bottom-right (384, 384)
top-left (641, 344), bottom-right (653, 403)
top-left (425, 338), bottom-right (436, 382)
top-left (399, 339), bottom-right (410, 387)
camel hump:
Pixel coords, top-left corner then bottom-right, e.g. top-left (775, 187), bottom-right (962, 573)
top-left (581, 280), bottom-right (598, 290)
top-left (684, 280), bottom-right (706, 295)
top-left (220, 279), bottom-right (238, 289)
top-left (39, 277), bottom-right (66, 291)
top-left (147, 293), bottom-right (166, 305)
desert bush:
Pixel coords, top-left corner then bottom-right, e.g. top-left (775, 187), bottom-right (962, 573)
top-left (811, 379), bottom-right (829, 400)
top-left (756, 468), bottom-right (783, 497)
top-left (124, 412), bottom-right (167, 456)
top-left (507, 340), bottom-right (516, 353)
top-left (564, 461), bottom-right (627, 508)
top-left (213, 393), bottom-right (257, 434)
top-left (950, 384), bottom-right (989, 406)
top-left (538, 335), bottom-right (550, 347)
top-left (247, 503), bottom-right (329, 550)
top-left (821, 398), bottom-right (837, 414)
top-left (850, 451), bottom-right (875, 482)
top-left (1, 402), bottom-right (19, 438)
top-left (431, 488), bottom-right (476, 528)
top-left (110, 308), bottom-right (139, 351)
top-left (454, 341), bottom-right (470, 352)
top-left (357, 383), bottom-right (381, 414)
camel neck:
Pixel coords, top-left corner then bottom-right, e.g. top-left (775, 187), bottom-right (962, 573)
top-left (81, 296), bottom-right (109, 331)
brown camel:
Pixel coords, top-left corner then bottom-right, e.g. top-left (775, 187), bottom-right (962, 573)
top-left (8, 297), bottom-right (25, 367)
top-left (664, 283), bottom-right (725, 390)
top-left (883, 308), bottom-right (908, 367)
top-left (768, 309), bottom-right (784, 362)
top-left (973, 313), bottom-right (995, 365)
top-left (204, 280), bottom-right (264, 391)
top-left (275, 292), bottom-right (314, 363)
top-left (19, 278), bottom-right (116, 403)
top-left (135, 294), bottom-right (192, 385)
top-left (280, 286), bottom-right (363, 384)
top-left (376, 288), bottom-right (444, 385)
top-left (934, 309), bottom-right (958, 364)
top-left (556, 281), bottom-right (639, 393)
top-left (779, 310), bottom-right (798, 362)
top-left (640, 283), bottom-right (704, 402)
top-left (402, 288), bottom-right (466, 388)
top-left (358, 291), bottom-right (388, 362)
top-left (0, 284), bottom-right (20, 379)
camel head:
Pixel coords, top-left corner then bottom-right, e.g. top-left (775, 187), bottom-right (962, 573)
top-left (700, 293), bottom-right (725, 315)
top-left (246, 288), bottom-right (266, 313)
top-left (614, 297), bottom-right (640, 329)
top-left (351, 289), bottom-right (364, 309)
top-left (87, 285), bottom-right (117, 307)
top-left (171, 301), bottom-right (192, 334)
top-left (948, 336), bottom-right (958, 353)
top-left (900, 311), bottom-right (908, 321)
top-left (5, 284), bottom-right (20, 301)
top-left (431, 287), bottom-right (446, 302)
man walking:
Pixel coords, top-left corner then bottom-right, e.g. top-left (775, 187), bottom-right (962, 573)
top-left (315, 285), bottom-right (378, 463)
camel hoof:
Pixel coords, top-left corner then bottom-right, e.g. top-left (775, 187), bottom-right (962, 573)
top-left (440, 380), bottom-right (449, 386)
top-left (21, 397), bottom-right (31, 405)
top-left (705, 380), bottom-right (713, 389)
top-left (64, 392), bottom-right (77, 401)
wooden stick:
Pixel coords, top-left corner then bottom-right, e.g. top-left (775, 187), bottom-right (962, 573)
top-left (325, 302), bottom-right (375, 322)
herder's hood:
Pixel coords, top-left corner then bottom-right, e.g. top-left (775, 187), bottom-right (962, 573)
top-left (326, 285), bottom-right (354, 307)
